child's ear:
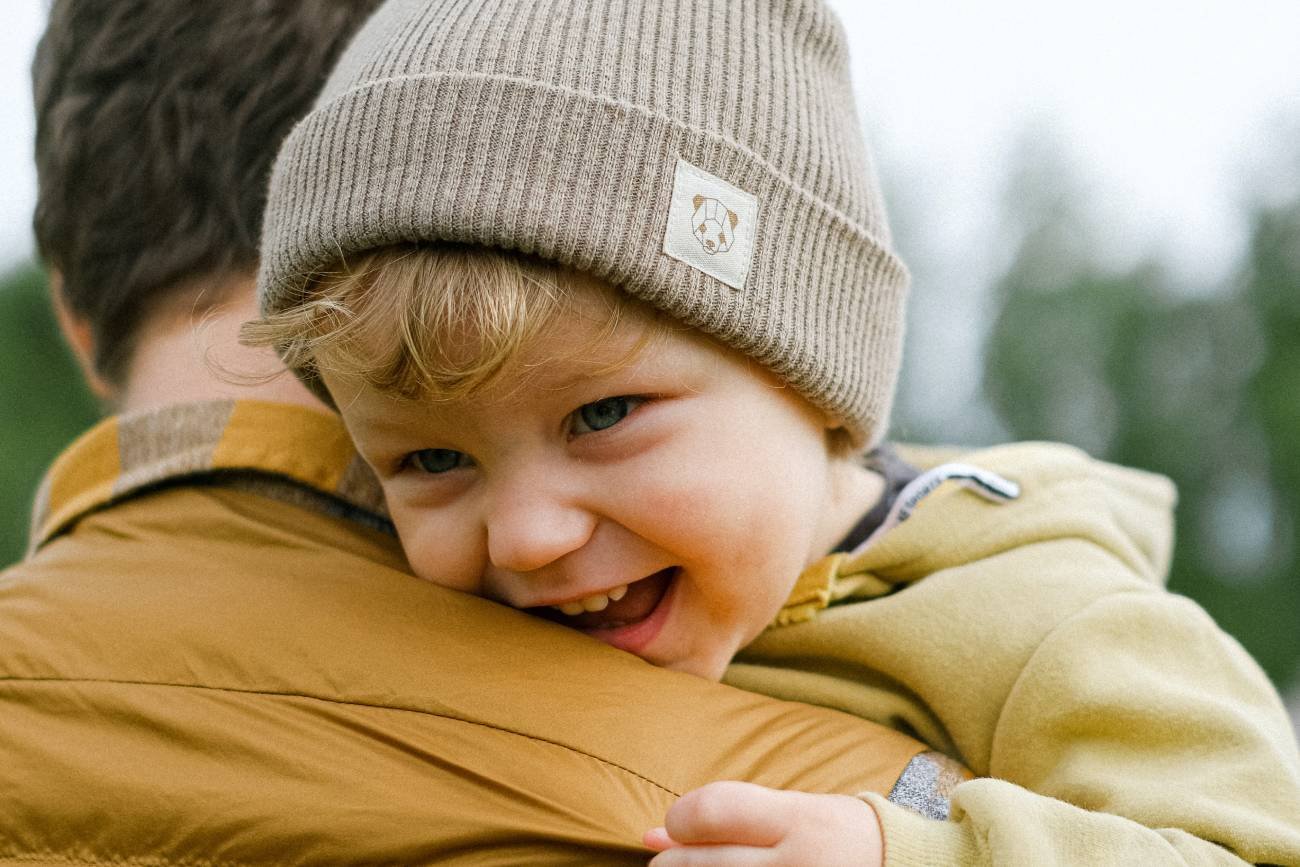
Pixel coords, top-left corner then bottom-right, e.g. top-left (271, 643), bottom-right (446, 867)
top-left (822, 415), bottom-right (861, 459)
top-left (823, 413), bottom-right (847, 432)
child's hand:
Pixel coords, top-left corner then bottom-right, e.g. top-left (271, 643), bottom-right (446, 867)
top-left (643, 780), bottom-right (883, 866)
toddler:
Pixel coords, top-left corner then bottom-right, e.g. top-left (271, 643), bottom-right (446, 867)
top-left (247, 0), bottom-right (1300, 863)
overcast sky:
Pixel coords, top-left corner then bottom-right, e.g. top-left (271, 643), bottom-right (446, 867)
top-left (2, 1), bottom-right (1298, 287)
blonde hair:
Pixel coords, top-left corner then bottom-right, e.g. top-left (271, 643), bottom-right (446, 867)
top-left (242, 243), bottom-right (661, 401)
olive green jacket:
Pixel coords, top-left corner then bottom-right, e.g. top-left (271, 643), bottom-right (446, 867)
top-left (731, 442), bottom-right (1300, 866)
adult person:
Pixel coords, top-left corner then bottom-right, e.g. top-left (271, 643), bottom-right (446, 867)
top-left (0, 3), bottom-right (946, 862)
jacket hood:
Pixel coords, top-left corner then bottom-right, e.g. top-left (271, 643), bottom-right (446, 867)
top-left (777, 441), bottom-right (1178, 625)
top-left (857, 441), bottom-right (1177, 590)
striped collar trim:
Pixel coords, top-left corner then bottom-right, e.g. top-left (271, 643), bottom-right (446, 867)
top-left (29, 399), bottom-right (386, 554)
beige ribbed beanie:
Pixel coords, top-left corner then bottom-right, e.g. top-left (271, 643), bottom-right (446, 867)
top-left (258, 0), bottom-right (909, 448)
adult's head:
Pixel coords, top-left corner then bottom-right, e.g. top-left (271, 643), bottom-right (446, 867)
top-left (31, 0), bottom-right (383, 404)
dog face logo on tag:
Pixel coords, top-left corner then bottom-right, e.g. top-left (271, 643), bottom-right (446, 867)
top-left (691, 195), bottom-right (739, 255)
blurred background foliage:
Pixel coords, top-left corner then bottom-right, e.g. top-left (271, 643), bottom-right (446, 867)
top-left (0, 148), bottom-right (1297, 702)
top-left (980, 185), bottom-right (1300, 686)
top-left (0, 264), bottom-right (97, 563)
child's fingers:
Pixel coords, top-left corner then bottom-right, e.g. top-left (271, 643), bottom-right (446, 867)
top-left (649, 843), bottom-right (777, 866)
top-left (663, 781), bottom-right (794, 847)
top-left (643, 826), bottom-right (675, 852)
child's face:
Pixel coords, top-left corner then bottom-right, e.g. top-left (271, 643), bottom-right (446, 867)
top-left (323, 278), bottom-right (865, 681)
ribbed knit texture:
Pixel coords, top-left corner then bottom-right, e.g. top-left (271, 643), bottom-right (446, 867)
top-left (257, 0), bottom-right (910, 447)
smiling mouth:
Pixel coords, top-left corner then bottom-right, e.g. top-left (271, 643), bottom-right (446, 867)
top-left (530, 567), bottom-right (677, 632)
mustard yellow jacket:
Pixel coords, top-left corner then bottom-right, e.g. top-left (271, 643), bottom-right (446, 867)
top-left (732, 442), bottom-right (1300, 865)
top-left (0, 401), bottom-right (933, 865)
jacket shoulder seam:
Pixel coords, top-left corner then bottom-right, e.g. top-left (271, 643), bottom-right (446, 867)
top-left (0, 674), bottom-right (680, 799)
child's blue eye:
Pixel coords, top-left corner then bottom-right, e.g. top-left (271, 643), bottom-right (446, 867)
top-left (572, 396), bottom-right (643, 435)
top-left (408, 448), bottom-right (469, 474)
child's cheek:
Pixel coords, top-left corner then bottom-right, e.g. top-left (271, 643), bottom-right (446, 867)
top-left (390, 505), bottom-right (484, 594)
top-left (629, 469), bottom-right (744, 556)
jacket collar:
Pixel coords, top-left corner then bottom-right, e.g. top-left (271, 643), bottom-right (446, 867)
top-left (28, 399), bottom-right (388, 555)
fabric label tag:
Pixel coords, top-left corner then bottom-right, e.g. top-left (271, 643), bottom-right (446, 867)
top-left (662, 157), bottom-right (758, 291)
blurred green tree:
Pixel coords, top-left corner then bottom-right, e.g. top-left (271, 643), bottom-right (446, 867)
top-left (983, 196), bottom-right (1300, 686)
top-left (0, 264), bottom-right (98, 568)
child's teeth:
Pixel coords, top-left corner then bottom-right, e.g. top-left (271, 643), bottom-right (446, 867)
top-left (552, 583), bottom-right (631, 616)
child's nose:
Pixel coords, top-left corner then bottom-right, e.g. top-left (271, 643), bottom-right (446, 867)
top-left (484, 485), bottom-right (597, 576)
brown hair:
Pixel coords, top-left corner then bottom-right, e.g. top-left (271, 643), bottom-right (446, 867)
top-left (32, 0), bottom-right (383, 387)
top-left (243, 243), bottom-right (664, 403)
